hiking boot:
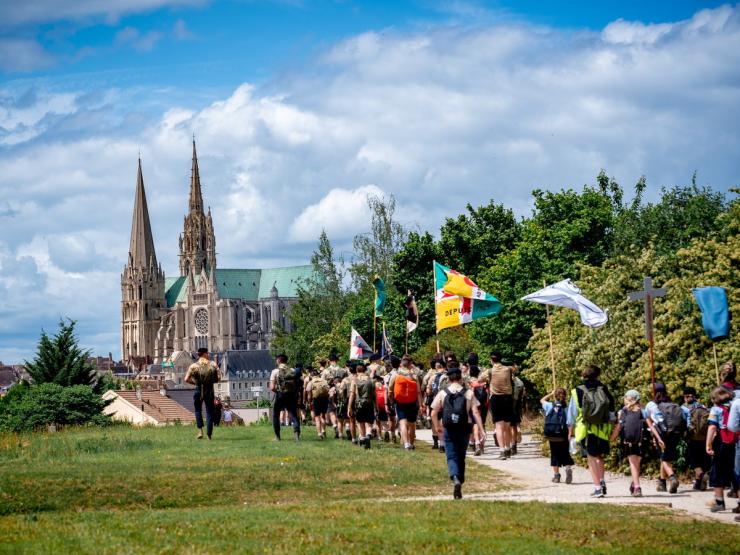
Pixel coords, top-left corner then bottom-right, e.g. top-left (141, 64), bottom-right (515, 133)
top-left (497, 450), bottom-right (507, 460)
top-left (196, 430), bottom-right (204, 439)
top-left (318, 433), bottom-right (325, 440)
top-left (590, 488), bottom-right (604, 498)
top-left (384, 431), bottom-right (390, 442)
top-left (432, 437), bottom-right (439, 449)
top-left (728, 488), bottom-right (738, 498)
top-left (511, 444), bottom-right (518, 455)
top-left (632, 487), bottom-right (643, 497)
top-left (334, 428), bottom-right (339, 439)
top-left (392, 434), bottom-right (398, 444)
top-left (345, 429), bottom-right (352, 441)
top-left (629, 483), bottom-right (635, 495)
top-left (656, 479), bottom-right (667, 492)
top-left (600, 479), bottom-right (607, 496)
top-left (733, 504), bottom-right (740, 514)
top-left (668, 475), bottom-right (679, 494)
top-left (701, 473), bottom-right (709, 491)
top-left (552, 473), bottom-right (561, 483)
top-left (474, 446), bottom-right (482, 457)
top-left (565, 467), bottom-right (573, 484)
top-left (693, 479), bottom-right (702, 491)
top-left (710, 500), bottom-right (726, 512)
top-left (365, 437), bottom-right (371, 450)
top-left (453, 476), bottom-right (462, 500)
top-left (439, 445), bottom-right (445, 453)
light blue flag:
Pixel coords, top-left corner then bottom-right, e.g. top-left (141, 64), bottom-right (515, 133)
top-left (692, 286), bottom-right (730, 340)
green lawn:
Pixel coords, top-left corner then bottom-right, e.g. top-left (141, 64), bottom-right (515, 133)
top-left (0, 423), bottom-right (738, 554)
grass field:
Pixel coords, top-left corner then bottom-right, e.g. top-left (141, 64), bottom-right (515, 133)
top-left (1, 422), bottom-right (738, 554)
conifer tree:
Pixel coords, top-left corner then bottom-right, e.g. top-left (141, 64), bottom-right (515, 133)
top-left (24, 319), bottom-right (96, 387)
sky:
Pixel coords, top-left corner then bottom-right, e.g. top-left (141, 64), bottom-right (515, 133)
top-left (1, 1), bottom-right (738, 363)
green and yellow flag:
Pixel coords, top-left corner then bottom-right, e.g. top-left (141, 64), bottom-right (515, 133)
top-left (373, 276), bottom-right (386, 318)
top-left (434, 261), bottom-right (501, 333)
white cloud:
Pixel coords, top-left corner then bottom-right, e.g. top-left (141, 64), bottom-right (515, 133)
top-left (1, 5), bottom-right (740, 361)
top-left (289, 185), bottom-right (384, 242)
top-left (173, 19), bottom-right (195, 40)
top-left (0, 38), bottom-right (55, 72)
top-left (115, 26), bottom-right (163, 52)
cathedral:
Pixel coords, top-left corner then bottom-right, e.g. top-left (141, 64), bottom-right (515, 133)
top-left (121, 141), bottom-right (312, 371)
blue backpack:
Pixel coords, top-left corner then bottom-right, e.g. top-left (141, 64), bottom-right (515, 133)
top-left (544, 402), bottom-right (567, 440)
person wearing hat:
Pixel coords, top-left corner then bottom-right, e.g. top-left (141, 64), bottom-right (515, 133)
top-left (184, 347), bottom-right (222, 440)
top-left (368, 352), bottom-right (384, 379)
top-left (430, 361), bottom-right (485, 499)
top-left (609, 389), bottom-right (655, 497)
top-left (645, 382), bottom-right (689, 493)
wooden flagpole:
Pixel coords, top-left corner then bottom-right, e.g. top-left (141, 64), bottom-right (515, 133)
top-left (712, 342), bottom-right (720, 384)
top-left (544, 279), bottom-right (556, 390)
top-left (373, 315), bottom-right (377, 352)
top-left (433, 261), bottom-right (440, 354)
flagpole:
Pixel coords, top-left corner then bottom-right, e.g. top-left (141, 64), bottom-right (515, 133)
top-left (373, 315), bottom-right (377, 352)
top-left (405, 323), bottom-right (409, 355)
top-left (544, 280), bottom-right (556, 389)
top-left (433, 261), bottom-right (440, 354)
top-left (712, 342), bottom-right (720, 384)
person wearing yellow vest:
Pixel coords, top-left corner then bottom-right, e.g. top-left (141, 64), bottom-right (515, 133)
top-left (567, 365), bottom-right (615, 497)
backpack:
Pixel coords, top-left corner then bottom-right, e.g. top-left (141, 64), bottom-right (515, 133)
top-left (718, 404), bottom-right (740, 445)
top-left (512, 376), bottom-right (525, 404)
top-left (194, 360), bottom-right (218, 386)
top-left (470, 379), bottom-right (489, 408)
top-left (431, 372), bottom-right (444, 397)
top-left (543, 401), bottom-right (567, 440)
top-left (658, 402), bottom-right (687, 435)
top-left (620, 409), bottom-right (645, 445)
top-left (355, 377), bottom-right (375, 411)
top-left (394, 373), bottom-right (418, 404)
top-left (442, 387), bottom-right (469, 429)
top-left (688, 405), bottom-right (710, 441)
top-left (578, 385), bottom-right (610, 425)
top-left (375, 384), bottom-right (386, 411)
top-left (276, 365), bottom-right (296, 394)
top-left (311, 378), bottom-right (329, 399)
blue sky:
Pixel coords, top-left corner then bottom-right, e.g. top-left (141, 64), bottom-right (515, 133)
top-left (1, 1), bottom-right (738, 363)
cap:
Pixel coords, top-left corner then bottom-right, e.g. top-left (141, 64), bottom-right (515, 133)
top-left (197, 347), bottom-right (208, 355)
top-left (654, 382), bottom-right (666, 392)
top-left (624, 389), bottom-right (641, 401)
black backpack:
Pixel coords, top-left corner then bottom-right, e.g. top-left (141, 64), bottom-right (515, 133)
top-left (442, 387), bottom-right (469, 429)
top-left (543, 402), bottom-right (567, 440)
top-left (431, 372), bottom-right (444, 397)
top-left (620, 409), bottom-right (645, 444)
top-left (658, 402), bottom-right (687, 435)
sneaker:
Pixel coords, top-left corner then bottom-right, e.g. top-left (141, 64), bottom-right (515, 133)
top-left (474, 444), bottom-right (482, 456)
top-left (656, 479), bottom-right (667, 492)
top-left (668, 475), bottom-right (679, 494)
top-left (352, 438), bottom-right (359, 445)
top-left (453, 476), bottom-right (462, 499)
top-left (552, 473), bottom-right (561, 483)
top-left (632, 487), bottom-right (643, 498)
top-left (600, 479), bottom-right (607, 496)
top-left (710, 501), bottom-right (726, 513)
top-left (196, 431), bottom-right (204, 440)
top-left (497, 451), bottom-right (507, 460)
top-left (629, 483), bottom-right (635, 495)
top-left (404, 444), bottom-right (413, 451)
top-left (565, 467), bottom-right (573, 484)
top-left (590, 488), bottom-right (604, 498)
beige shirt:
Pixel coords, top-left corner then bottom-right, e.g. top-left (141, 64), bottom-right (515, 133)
top-left (430, 382), bottom-right (479, 414)
top-left (489, 363), bottom-right (513, 395)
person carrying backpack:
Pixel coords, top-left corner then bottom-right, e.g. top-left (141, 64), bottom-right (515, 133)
top-left (567, 365), bottom-right (614, 498)
top-left (510, 363), bottom-right (525, 455)
top-left (374, 375), bottom-right (391, 442)
top-left (307, 368), bottom-right (330, 439)
top-left (269, 354), bottom-right (301, 441)
top-left (541, 388), bottom-right (574, 485)
top-left (430, 364), bottom-right (485, 499)
top-left (388, 355), bottom-right (422, 450)
top-left (683, 386), bottom-right (711, 490)
top-left (609, 389), bottom-right (658, 497)
top-left (349, 363), bottom-right (376, 449)
top-left (645, 383), bottom-right (688, 494)
top-left (424, 361), bottom-right (446, 451)
top-left (184, 347), bottom-right (222, 440)
top-left (469, 366), bottom-right (489, 456)
top-left (488, 353), bottom-right (515, 460)
top-left (727, 391), bottom-right (740, 522)
top-left (706, 386), bottom-right (740, 513)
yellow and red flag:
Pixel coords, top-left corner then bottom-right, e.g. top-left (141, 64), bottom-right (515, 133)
top-left (434, 261), bottom-right (501, 333)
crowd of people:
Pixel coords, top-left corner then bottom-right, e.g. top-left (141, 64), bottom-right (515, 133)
top-left (187, 346), bottom-right (740, 516)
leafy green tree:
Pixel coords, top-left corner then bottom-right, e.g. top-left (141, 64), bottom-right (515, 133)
top-left (24, 319), bottom-right (96, 387)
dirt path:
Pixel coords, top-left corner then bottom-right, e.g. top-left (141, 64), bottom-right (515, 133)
top-left (415, 429), bottom-right (738, 524)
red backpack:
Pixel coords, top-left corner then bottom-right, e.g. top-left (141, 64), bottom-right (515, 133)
top-left (375, 384), bottom-right (386, 411)
top-left (718, 404), bottom-right (740, 444)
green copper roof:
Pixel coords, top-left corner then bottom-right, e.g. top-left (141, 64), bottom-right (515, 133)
top-left (165, 276), bottom-right (187, 307)
top-left (164, 265), bottom-right (313, 307)
top-left (258, 265), bottom-right (313, 298)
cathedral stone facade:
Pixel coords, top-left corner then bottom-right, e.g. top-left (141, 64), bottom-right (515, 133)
top-left (121, 142), bottom-right (312, 369)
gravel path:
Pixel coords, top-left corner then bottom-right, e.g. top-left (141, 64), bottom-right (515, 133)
top-left (415, 429), bottom-right (738, 524)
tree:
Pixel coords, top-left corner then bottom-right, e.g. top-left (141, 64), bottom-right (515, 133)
top-left (24, 319), bottom-right (96, 387)
top-left (350, 194), bottom-right (407, 288)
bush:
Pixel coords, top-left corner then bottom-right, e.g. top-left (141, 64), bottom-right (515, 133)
top-left (0, 383), bottom-right (112, 432)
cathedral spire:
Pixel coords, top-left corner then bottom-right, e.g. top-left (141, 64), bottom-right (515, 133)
top-left (189, 139), bottom-right (204, 214)
top-left (128, 158), bottom-right (158, 269)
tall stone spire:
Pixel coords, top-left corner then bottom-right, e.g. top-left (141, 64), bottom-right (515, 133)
top-left (128, 158), bottom-right (157, 269)
top-left (189, 139), bottom-right (203, 214)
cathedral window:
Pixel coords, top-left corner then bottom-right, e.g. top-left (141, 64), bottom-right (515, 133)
top-left (194, 308), bottom-right (209, 334)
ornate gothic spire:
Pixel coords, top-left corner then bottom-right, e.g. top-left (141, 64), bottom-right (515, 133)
top-left (128, 158), bottom-right (158, 269)
top-left (189, 139), bottom-right (204, 214)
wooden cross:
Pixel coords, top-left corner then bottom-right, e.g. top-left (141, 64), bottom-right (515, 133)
top-left (627, 277), bottom-right (667, 398)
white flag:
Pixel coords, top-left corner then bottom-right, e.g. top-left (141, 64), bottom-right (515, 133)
top-left (350, 328), bottom-right (373, 360)
top-left (521, 279), bottom-right (608, 328)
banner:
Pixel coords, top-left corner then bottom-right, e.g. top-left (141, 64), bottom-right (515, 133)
top-left (405, 291), bottom-right (419, 333)
top-left (434, 261), bottom-right (501, 333)
top-left (350, 328), bottom-right (373, 360)
top-left (692, 286), bottom-right (730, 340)
top-left (373, 276), bottom-right (386, 319)
top-left (521, 279), bottom-right (608, 328)
top-left (381, 322), bottom-right (394, 357)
